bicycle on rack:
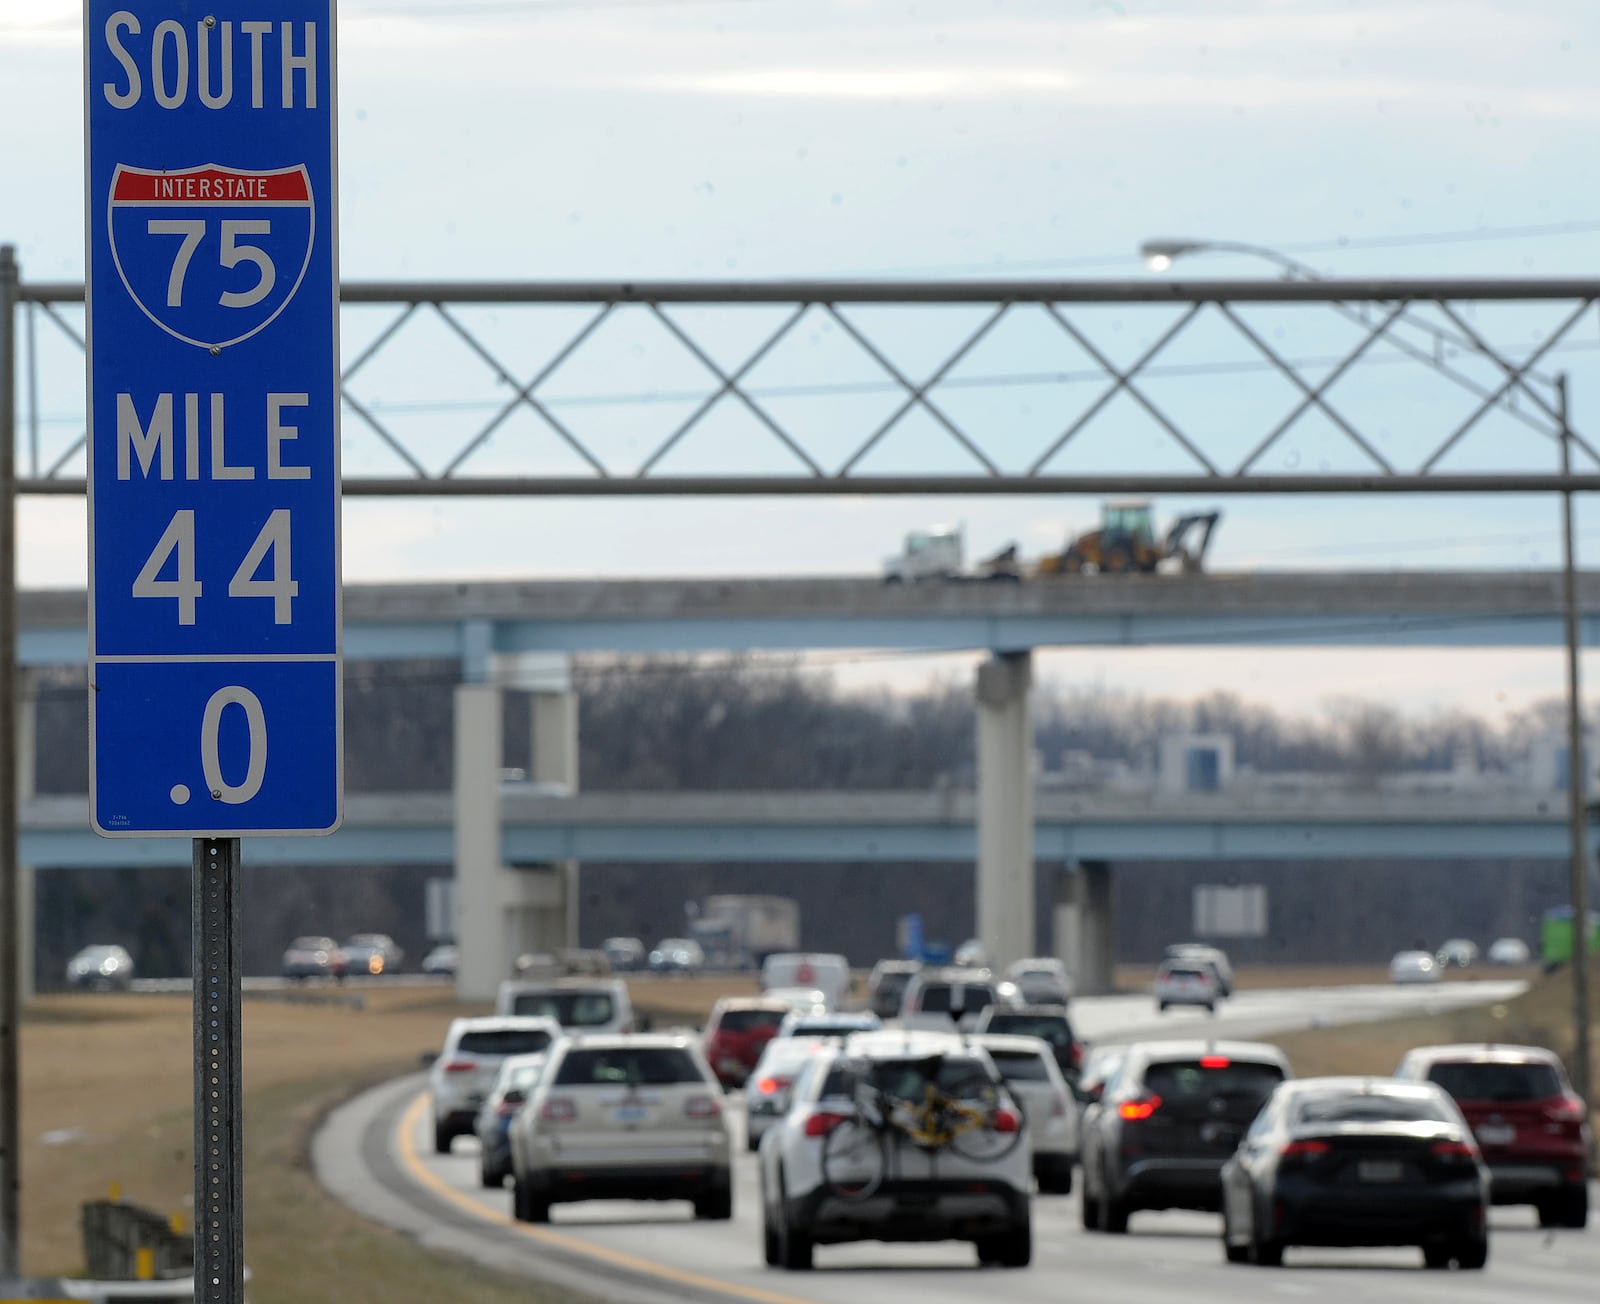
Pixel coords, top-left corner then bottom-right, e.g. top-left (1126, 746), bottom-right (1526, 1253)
top-left (819, 1052), bottom-right (1025, 1201)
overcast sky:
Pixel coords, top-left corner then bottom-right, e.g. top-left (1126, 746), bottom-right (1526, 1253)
top-left (5, 0), bottom-right (1600, 718)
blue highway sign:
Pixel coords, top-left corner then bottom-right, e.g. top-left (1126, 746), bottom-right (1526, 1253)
top-left (86, 2), bottom-right (341, 836)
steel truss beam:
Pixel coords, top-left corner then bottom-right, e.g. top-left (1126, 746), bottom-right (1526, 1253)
top-left (12, 276), bottom-right (1600, 495)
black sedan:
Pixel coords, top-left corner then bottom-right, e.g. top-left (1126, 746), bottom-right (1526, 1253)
top-left (1221, 1076), bottom-right (1489, 1270)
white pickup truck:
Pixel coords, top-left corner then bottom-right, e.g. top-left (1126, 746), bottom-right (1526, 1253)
top-left (882, 526), bottom-right (965, 582)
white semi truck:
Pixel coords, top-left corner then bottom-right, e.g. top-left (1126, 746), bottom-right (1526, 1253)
top-left (689, 894), bottom-right (801, 969)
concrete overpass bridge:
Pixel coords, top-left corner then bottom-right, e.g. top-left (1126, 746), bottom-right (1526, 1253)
top-left (17, 569), bottom-right (1599, 996)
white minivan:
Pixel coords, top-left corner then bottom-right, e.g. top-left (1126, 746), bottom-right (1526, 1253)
top-left (760, 953), bottom-right (850, 1011)
top-left (495, 977), bottom-right (635, 1034)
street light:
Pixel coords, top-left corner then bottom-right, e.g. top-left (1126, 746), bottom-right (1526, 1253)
top-left (1140, 233), bottom-right (1592, 1106)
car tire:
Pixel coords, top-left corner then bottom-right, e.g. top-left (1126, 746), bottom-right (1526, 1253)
top-left (746, 1130), bottom-right (762, 1153)
top-left (762, 1205), bottom-right (782, 1267)
top-left (1097, 1187), bottom-right (1130, 1235)
top-left (1539, 1185), bottom-right (1589, 1229)
top-left (1156, 1001), bottom-right (1168, 1013)
top-left (1251, 1234), bottom-right (1283, 1268)
top-left (512, 1174), bottom-right (550, 1224)
top-left (776, 1172), bottom-right (813, 1271)
top-left (433, 1121), bottom-right (454, 1155)
top-left (1036, 1158), bottom-right (1074, 1196)
top-left (479, 1156), bottom-right (503, 1189)
top-left (694, 1180), bottom-right (734, 1221)
top-left (1080, 1167), bottom-right (1101, 1229)
top-left (976, 1218), bottom-right (1031, 1268)
top-left (1454, 1235), bottom-right (1489, 1270)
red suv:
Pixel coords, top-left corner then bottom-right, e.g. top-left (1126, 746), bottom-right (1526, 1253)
top-left (1394, 1043), bottom-right (1591, 1229)
top-left (701, 997), bottom-right (790, 1088)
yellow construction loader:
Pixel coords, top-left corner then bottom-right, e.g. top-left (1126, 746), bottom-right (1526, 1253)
top-left (1037, 500), bottom-right (1221, 575)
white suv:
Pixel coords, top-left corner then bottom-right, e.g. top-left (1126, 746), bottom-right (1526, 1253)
top-left (757, 1030), bottom-right (1032, 1269)
top-left (429, 1015), bottom-right (562, 1153)
top-left (494, 977), bottom-right (634, 1034)
top-left (971, 1032), bottom-right (1080, 1194)
top-left (508, 1033), bottom-right (732, 1222)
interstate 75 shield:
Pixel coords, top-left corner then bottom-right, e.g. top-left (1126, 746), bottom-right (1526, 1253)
top-left (108, 163), bottom-right (316, 350)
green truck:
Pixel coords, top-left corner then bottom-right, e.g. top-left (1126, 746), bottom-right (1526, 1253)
top-left (1539, 906), bottom-right (1600, 969)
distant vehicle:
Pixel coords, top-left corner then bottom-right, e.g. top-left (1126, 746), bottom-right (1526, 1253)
top-left (762, 986), bottom-right (830, 1014)
top-left (601, 937), bottom-right (646, 971)
top-left (429, 1015), bottom-right (561, 1154)
top-left (508, 1032), bottom-right (732, 1223)
top-left (972, 1032), bottom-right (1080, 1194)
top-left (281, 935), bottom-right (347, 981)
top-left (898, 966), bottom-right (1015, 1032)
top-left (1081, 1039), bottom-right (1291, 1235)
top-left (1389, 950), bottom-right (1441, 985)
top-left (1077, 1046), bottom-right (1127, 1107)
top-left (648, 938), bottom-right (705, 973)
top-left (1486, 937), bottom-right (1531, 967)
top-left (1038, 500), bottom-right (1221, 576)
top-left (1436, 938), bottom-right (1479, 969)
top-left (1154, 958), bottom-right (1222, 1013)
top-left (757, 1029), bottom-right (1032, 1269)
top-left (742, 1035), bottom-right (831, 1152)
top-left (1220, 1076), bottom-right (1488, 1269)
top-left (420, 944), bottom-right (459, 977)
top-left (472, 1052), bottom-right (548, 1189)
top-left (701, 997), bottom-right (792, 1089)
top-left (760, 953), bottom-right (850, 1011)
top-left (690, 895), bottom-right (800, 969)
top-left (65, 943), bottom-right (134, 992)
top-left (865, 959), bottom-right (921, 1020)
top-left (1393, 1043), bottom-right (1590, 1229)
top-left (952, 939), bottom-right (989, 970)
top-left (1004, 958), bottom-right (1073, 1006)
top-left (494, 977), bottom-right (635, 1036)
top-left (776, 1009), bottom-right (881, 1039)
top-left (1163, 943), bottom-right (1234, 997)
top-left (1539, 906), bottom-right (1600, 969)
top-left (882, 526), bottom-right (964, 583)
top-left (971, 1005), bottom-right (1083, 1081)
top-left (341, 933), bottom-right (404, 977)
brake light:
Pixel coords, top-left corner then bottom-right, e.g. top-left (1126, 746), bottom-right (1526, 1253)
top-left (757, 1076), bottom-right (792, 1096)
top-left (541, 1097), bottom-right (577, 1122)
top-left (1200, 1056), bottom-right (1231, 1069)
top-left (1545, 1094), bottom-right (1587, 1124)
top-left (803, 1111), bottom-right (849, 1137)
top-left (442, 1060), bottom-right (476, 1074)
top-left (1118, 1095), bottom-right (1161, 1121)
top-left (993, 1108), bottom-right (1021, 1134)
top-left (1430, 1140), bottom-right (1477, 1161)
top-left (1070, 1043), bottom-right (1082, 1070)
top-left (685, 1094), bottom-right (722, 1119)
top-left (1280, 1139), bottom-right (1330, 1159)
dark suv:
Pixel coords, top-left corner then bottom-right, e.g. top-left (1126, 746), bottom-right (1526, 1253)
top-left (1394, 1043), bottom-right (1591, 1228)
top-left (1080, 1040), bottom-right (1291, 1233)
top-left (972, 1004), bottom-right (1082, 1081)
top-left (866, 959), bottom-right (922, 1020)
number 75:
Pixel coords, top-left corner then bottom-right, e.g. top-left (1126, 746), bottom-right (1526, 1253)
top-left (147, 219), bottom-right (276, 310)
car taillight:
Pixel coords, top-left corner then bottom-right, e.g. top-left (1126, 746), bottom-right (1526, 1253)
top-left (443, 1060), bottom-right (476, 1074)
top-left (1545, 1094), bottom-right (1587, 1124)
top-left (1118, 1095), bottom-right (1161, 1121)
top-left (1280, 1139), bottom-right (1330, 1160)
top-left (685, 1094), bottom-right (722, 1119)
top-left (1200, 1056), bottom-right (1231, 1069)
top-left (993, 1108), bottom-right (1021, 1134)
top-left (1430, 1140), bottom-right (1477, 1162)
top-left (757, 1076), bottom-right (792, 1096)
top-left (1069, 1043), bottom-right (1082, 1070)
top-left (541, 1097), bottom-right (577, 1122)
top-left (803, 1111), bottom-right (848, 1137)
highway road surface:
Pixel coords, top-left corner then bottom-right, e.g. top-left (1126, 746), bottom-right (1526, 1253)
top-left (316, 980), bottom-right (1600, 1304)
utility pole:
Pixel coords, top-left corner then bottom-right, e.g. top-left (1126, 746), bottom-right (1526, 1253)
top-left (1558, 374), bottom-right (1594, 1110)
top-left (0, 242), bottom-right (22, 1275)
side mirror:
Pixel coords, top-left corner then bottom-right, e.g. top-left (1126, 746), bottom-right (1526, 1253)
top-left (637, 1013), bottom-right (655, 1033)
top-left (504, 1089), bottom-right (526, 1106)
top-left (419, 1050), bottom-right (439, 1068)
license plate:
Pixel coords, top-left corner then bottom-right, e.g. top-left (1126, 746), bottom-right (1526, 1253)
top-left (613, 1105), bottom-right (650, 1124)
top-left (1358, 1159), bottom-right (1404, 1183)
top-left (1476, 1123), bottom-right (1515, 1146)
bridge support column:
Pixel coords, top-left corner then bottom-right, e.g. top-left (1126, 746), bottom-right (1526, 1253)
top-left (453, 683), bottom-right (506, 1001)
top-left (976, 650), bottom-right (1033, 968)
top-left (1056, 860), bottom-right (1116, 996)
top-left (522, 686), bottom-right (579, 957)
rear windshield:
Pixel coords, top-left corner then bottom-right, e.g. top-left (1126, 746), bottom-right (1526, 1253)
top-left (919, 983), bottom-right (997, 1014)
top-left (716, 1008), bottom-right (786, 1033)
top-left (1427, 1061), bottom-right (1564, 1103)
top-left (873, 972), bottom-right (914, 995)
top-left (984, 1015), bottom-right (1074, 1047)
top-left (1144, 1059), bottom-right (1284, 1101)
top-left (1161, 966), bottom-right (1210, 981)
top-left (1296, 1094), bottom-right (1449, 1125)
top-left (509, 991), bottom-right (616, 1027)
top-left (987, 1050), bottom-right (1052, 1082)
top-left (458, 1028), bottom-right (554, 1057)
top-left (554, 1047), bottom-right (703, 1086)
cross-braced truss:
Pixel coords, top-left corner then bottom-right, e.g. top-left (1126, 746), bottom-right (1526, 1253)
top-left (11, 275), bottom-right (1600, 494)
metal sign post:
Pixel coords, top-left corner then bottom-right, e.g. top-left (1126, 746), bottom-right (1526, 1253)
top-left (85, 7), bottom-right (341, 1300)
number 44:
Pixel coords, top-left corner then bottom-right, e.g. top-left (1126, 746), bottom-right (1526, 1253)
top-left (133, 509), bottom-right (298, 625)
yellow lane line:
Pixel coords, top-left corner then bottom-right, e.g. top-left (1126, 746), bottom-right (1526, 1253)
top-left (393, 1092), bottom-right (816, 1304)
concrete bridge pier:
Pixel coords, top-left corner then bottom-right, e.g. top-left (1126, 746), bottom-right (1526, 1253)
top-left (1055, 860), bottom-right (1117, 996)
top-left (976, 650), bottom-right (1034, 969)
top-left (452, 655), bottom-right (579, 1002)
